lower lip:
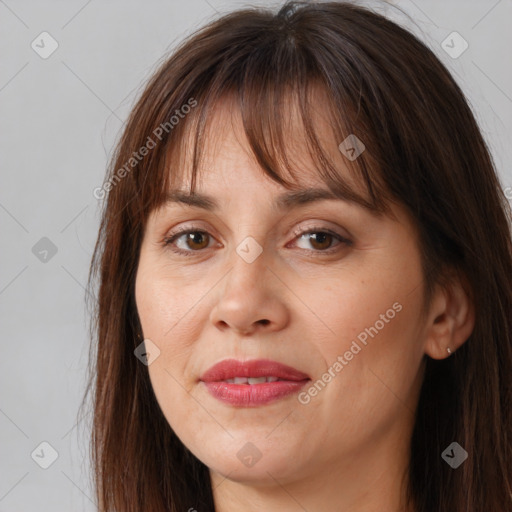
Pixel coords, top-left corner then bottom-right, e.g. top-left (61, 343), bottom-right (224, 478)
top-left (203, 380), bottom-right (310, 407)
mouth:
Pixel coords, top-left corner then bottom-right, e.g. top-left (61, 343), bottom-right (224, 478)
top-left (223, 376), bottom-right (283, 384)
top-left (200, 358), bottom-right (311, 407)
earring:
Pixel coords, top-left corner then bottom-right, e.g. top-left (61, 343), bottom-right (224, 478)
top-left (447, 347), bottom-right (452, 355)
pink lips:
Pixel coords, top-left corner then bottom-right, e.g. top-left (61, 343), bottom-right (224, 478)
top-left (200, 358), bottom-right (310, 407)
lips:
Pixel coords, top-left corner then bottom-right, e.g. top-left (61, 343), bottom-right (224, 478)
top-left (200, 359), bottom-right (310, 407)
top-left (200, 358), bottom-right (310, 383)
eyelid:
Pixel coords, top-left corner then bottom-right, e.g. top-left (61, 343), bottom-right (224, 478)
top-left (162, 221), bottom-right (353, 256)
top-left (162, 219), bottom-right (350, 243)
top-left (289, 225), bottom-right (353, 251)
top-left (291, 225), bottom-right (349, 240)
top-left (163, 224), bottom-right (219, 251)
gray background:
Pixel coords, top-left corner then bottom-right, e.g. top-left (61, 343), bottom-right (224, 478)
top-left (1, 0), bottom-right (511, 510)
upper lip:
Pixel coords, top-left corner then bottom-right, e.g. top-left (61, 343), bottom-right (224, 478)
top-left (200, 359), bottom-right (310, 382)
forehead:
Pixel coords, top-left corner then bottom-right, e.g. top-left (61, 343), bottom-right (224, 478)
top-left (168, 89), bottom-right (365, 199)
top-left (160, 107), bottom-right (386, 221)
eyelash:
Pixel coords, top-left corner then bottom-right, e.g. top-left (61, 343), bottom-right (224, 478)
top-left (162, 225), bottom-right (352, 257)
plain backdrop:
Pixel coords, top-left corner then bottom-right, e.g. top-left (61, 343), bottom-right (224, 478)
top-left (1, 0), bottom-right (511, 510)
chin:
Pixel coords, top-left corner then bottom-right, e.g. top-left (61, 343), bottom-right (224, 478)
top-left (192, 438), bottom-right (297, 482)
top-left (207, 456), bottom-right (296, 485)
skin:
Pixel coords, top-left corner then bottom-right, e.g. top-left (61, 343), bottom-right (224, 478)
top-left (135, 94), bottom-right (474, 512)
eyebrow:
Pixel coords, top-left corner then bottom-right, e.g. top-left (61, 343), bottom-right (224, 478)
top-left (164, 187), bottom-right (371, 212)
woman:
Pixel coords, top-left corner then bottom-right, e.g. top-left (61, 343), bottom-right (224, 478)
top-left (84, 1), bottom-right (512, 511)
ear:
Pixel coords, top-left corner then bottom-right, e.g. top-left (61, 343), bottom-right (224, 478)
top-left (424, 272), bottom-right (475, 360)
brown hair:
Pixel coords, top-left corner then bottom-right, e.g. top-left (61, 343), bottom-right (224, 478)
top-left (83, 1), bottom-right (512, 510)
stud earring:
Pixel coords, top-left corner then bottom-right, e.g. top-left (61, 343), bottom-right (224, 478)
top-left (447, 347), bottom-right (452, 355)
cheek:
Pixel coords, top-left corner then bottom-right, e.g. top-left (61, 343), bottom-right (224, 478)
top-left (135, 260), bottom-right (201, 340)
top-left (308, 253), bottom-right (426, 408)
top-left (135, 265), bottom-right (202, 433)
top-left (317, 259), bottom-right (422, 350)
top-left (135, 259), bottom-right (215, 386)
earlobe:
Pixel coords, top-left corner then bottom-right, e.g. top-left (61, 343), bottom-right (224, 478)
top-left (424, 274), bottom-right (475, 360)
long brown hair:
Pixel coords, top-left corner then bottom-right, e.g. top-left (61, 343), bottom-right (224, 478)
top-left (83, 1), bottom-right (512, 510)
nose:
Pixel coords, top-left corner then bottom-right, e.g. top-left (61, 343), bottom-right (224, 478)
top-left (208, 245), bottom-right (290, 336)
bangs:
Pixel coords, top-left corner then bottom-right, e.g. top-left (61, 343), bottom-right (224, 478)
top-left (125, 5), bottom-right (401, 226)
top-left (139, 39), bottom-right (394, 220)
top-left (165, 82), bottom-right (391, 215)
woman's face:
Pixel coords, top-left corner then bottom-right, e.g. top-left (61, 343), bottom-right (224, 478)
top-left (135, 95), bottom-right (431, 489)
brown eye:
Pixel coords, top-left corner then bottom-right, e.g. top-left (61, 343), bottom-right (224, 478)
top-left (183, 232), bottom-right (210, 250)
top-left (292, 227), bottom-right (352, 254)
top-left (306, 232), bottom-right (334, 251)
top-left (163, 225), bottom-right (352, 258)
top-left (163, 229), bottom-right (215, 256)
